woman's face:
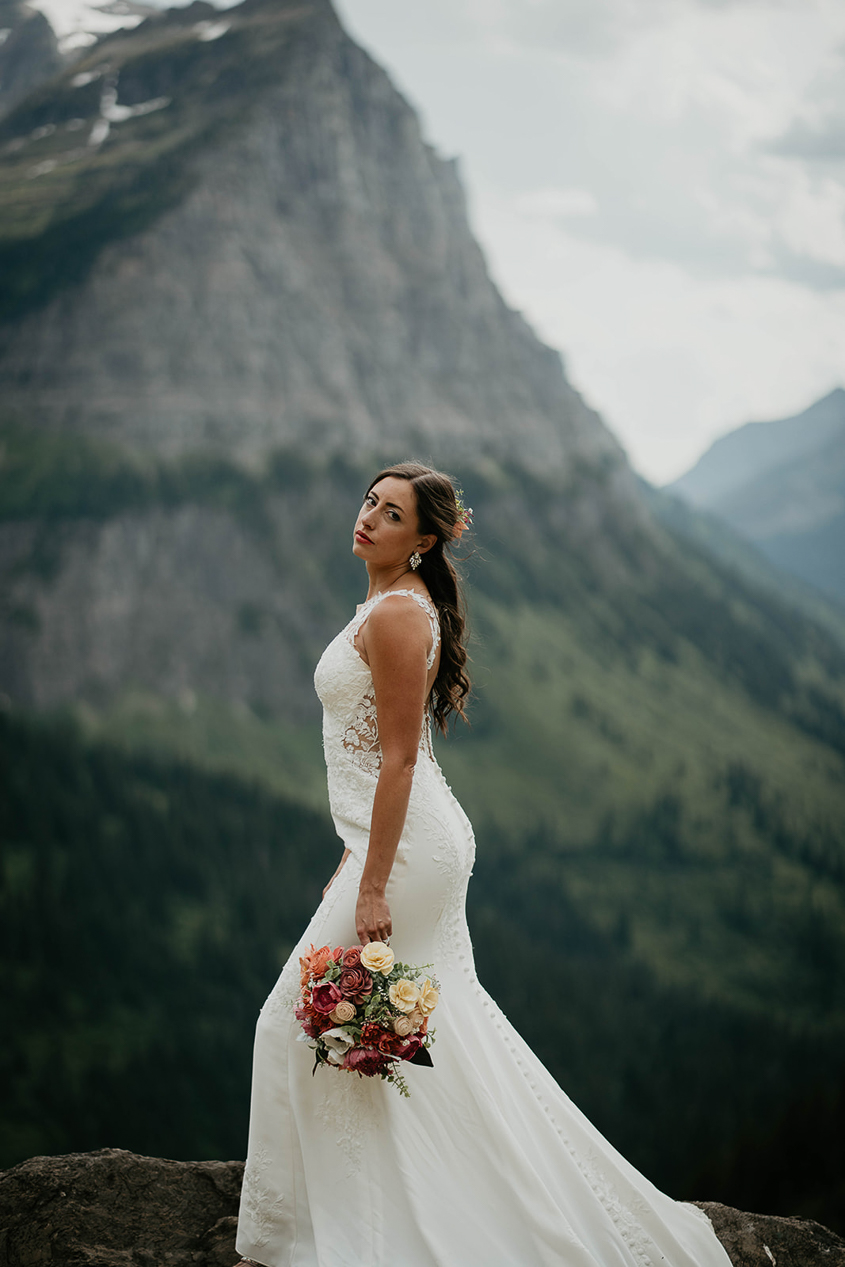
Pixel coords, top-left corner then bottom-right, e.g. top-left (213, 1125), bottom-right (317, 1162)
top-left (353, 476), bottom-right (432, 568)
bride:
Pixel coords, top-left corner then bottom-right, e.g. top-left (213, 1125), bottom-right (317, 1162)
top-left (234, 461), bottom-right (732, 1267)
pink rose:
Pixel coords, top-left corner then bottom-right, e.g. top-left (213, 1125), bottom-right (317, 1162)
top-left (311, 981), bottom-right (344, 1015)
top-left (344, 1047), bottom-right (387, 1077)
top-left (339, 966), bottom-right (373, 1002)
top-left (342, 946), bottom-right (362, 968)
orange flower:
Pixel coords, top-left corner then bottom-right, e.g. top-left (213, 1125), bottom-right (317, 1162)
top-left (300, 942), bottom-right (341, 985)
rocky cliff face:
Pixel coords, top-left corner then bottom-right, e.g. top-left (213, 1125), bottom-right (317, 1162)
top-left (0, 495), bottom-right (342, 716)
top-left (0, 0), bottom-right (61, 119)
top-left (0, 0), bottom-right (643, 716)
top-left (0, 0), bottom-right (621, 478)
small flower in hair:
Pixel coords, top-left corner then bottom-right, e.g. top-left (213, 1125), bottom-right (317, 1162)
top-left (452, 490), bottom-right (473, 540)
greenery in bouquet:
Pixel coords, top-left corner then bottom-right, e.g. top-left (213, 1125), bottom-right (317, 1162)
top-left (295, 940), bottom-right (439, 1097)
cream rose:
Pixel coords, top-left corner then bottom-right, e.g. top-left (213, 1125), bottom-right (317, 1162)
top-left (330, 999), bottom-right (356, 1024)
top-left (418, 978), bottom-right (439, 1016)
top-left (393, 1014), bottom-right (415, 1037)
top-left (360, 942), bottom-right (395, 975)
top-left (389, 978), bottom-right (421, 1014)
top-left (407, 1008), bottom-right (425, 1031)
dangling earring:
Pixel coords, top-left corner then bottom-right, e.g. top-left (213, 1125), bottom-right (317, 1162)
top-left (409, 550), bottom-right (422, 571)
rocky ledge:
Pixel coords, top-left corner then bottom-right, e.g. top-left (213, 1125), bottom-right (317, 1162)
top-left (0, 1149), bottom-right (842, 1266)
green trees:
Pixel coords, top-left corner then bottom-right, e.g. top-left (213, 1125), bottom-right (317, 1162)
top-left (0, 710), bottom-right (339, 1163)
top-left (2, 708), bottom-right (844, 1229)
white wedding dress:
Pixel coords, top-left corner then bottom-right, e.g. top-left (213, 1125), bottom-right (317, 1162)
top-left (236, 590), bottom-right (733, 1267)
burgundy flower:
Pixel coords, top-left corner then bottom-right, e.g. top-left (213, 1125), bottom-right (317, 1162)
top-left (361, 1022), bottom-right (383, 1045)
top-left (339, 966), bottom-right (373, 1002)
top-left (311, 981), bottom-right (344, 1015)
top-left (294, 1005), bottom-right (318, 1039)
top-left (342, 946), bottom-right (362, 968)
top-left (376, 1030), bottom-right (405, 1057)
top-left (398, 1035), bottom-right (422, 1062)
top-left (344, 1047), bottom-right (387, 1077)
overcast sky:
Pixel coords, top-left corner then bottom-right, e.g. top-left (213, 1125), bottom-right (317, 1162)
top-left (34, 0), bottom-right (845, 483)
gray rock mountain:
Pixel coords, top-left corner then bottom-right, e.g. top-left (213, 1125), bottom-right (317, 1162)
top-left (668, 389), bottom-right (845, 603)
top-left (0, 0), bottom-right (622, 479)
top-left (0, 0), bottom-right (646, 717)
top-left (0, 0), bottom-right (61, 118)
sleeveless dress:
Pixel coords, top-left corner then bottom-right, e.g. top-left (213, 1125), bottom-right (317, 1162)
top-left (235, 589), bottom-right (733, 1267)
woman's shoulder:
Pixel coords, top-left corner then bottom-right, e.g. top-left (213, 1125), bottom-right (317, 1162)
top-left (359, 591), bottom-right (440, 668)
top-left (364, 588), bottom-right (437, 628)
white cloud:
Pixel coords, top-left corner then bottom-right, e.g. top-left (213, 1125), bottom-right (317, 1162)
top-left (472, 173), bottom-right (845, 481)
top-left (335, 0), bottom-right (845, 479)
top-left (775, 167), bottom-right (845, 266)
top-left (514, 187), bottom-right (598, 218)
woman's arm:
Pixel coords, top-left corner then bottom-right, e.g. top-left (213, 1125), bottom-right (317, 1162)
top-left (355, 599), bottom-right (431, 944)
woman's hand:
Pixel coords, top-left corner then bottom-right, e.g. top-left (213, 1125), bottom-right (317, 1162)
top-left (356, 883), bottom-right (392, 945)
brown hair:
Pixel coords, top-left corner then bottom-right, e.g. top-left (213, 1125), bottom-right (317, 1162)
top-left (366, 461), bottom-right (470, 733)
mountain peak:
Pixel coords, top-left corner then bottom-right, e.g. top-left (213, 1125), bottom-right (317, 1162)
top-left (0, 0), bottom-right (623, 476)
top-left (0, 0), bottom-right (61, 117)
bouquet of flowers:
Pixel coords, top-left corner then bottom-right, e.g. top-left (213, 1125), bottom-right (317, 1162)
top-left (295, 940), bottom-right (439, 1097)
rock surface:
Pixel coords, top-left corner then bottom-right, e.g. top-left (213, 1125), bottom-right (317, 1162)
top-left (0, 1149), bottom-right (843, 1267)
top-left (0, 1149), bottom-right (243, 1267)
top-left (696, 1202), bottom-right (845, 1267)
top-left (0, 500), bottom-right (339, 715)
top-left (0, 0), bottom-right (61, 119)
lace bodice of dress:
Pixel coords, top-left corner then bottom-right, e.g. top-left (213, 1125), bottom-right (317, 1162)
top-left (313, 589), bottom-right (441, 850)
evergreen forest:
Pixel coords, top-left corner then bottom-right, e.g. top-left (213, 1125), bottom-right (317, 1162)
top-left (2, 708), bottom-right (843, 1230)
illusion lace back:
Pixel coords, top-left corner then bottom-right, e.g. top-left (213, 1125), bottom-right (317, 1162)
top-left (236, 593), bottom-right (733, 1267)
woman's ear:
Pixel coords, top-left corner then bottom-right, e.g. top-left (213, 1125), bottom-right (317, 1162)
top-left (417, 534), bottom-right (438, 556)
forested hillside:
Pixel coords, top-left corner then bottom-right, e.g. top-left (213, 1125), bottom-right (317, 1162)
top-left (2, 708), bottom-right (843, 1229)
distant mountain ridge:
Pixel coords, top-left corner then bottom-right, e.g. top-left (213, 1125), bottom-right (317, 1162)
top-left (670, 388), bottom-right (845, 507)
top-left (668, 389), bottom-right (845, 603)
top-left (668, 385), bottom-right (845, 603)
